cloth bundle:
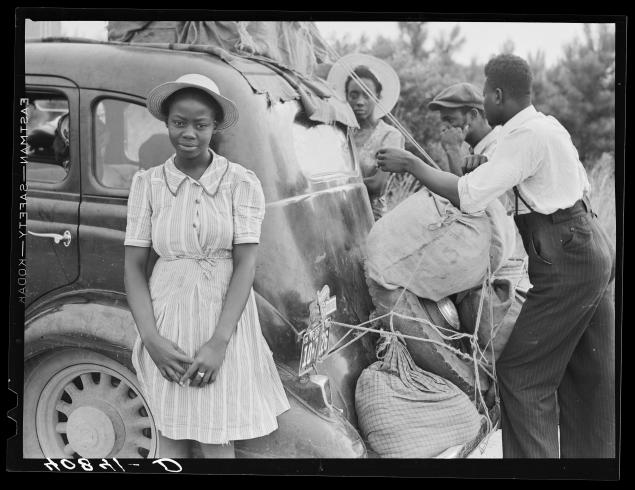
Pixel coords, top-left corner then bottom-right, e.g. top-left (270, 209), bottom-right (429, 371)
top-left (366, 189), bottom-right (512, 302)
top-left (355, 337), bottom-right (483, 458)
top-left (456, 277), bottom-right (525, 363)
top-left (107, 21), bottom-right (330, 75)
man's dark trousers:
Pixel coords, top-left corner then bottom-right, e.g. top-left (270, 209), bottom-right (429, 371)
top-left (496, 198), bottom-right (616, 458)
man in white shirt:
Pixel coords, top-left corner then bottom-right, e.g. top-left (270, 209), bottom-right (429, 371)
top-left (428, 82), bottom-right (528, 270)
top-left (376, 54), bottom-right (615, 459)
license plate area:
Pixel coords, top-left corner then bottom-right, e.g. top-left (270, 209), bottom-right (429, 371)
top-left (298, 286), bottom-right (337, 376)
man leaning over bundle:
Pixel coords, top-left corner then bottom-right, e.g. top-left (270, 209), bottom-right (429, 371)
top-left (428, 82), bottom-right (530, 291)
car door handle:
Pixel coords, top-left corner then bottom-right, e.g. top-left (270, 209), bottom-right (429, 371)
top-left (27, 230), bottom-right (72, 247)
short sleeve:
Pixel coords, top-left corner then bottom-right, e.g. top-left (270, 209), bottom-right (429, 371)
top-left (232, 170), bottom-right (266, 245)
top-left (382, 126), bottom-right (405, 149)
top-left (124, 170), bottom-right (152, 247)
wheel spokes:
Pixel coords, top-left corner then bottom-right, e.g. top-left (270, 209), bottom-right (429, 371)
top-left (63, 444), bottom-right (75, 457)
top-left (64, 382), bottom-right (80, 399)
top-left (123, 396), bottom-right (145, 413)
top-left (79, 373), bottom-right (94, 389)
top-left (113, 378), bottom-right (131, 399)
top-left (134, 437), bottom-right (151, 451)
top-left (55, 401), bottom-right (73, 416)
top-left (99, 373), bottom-right (113, 392)
top-left (35, 357), bottom-right (157, 460)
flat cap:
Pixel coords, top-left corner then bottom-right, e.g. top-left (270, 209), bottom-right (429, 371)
top-left (428, 82), bottom-right (484, 111)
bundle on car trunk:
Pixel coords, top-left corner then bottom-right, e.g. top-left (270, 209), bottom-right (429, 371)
top-left (365, 189), bottom-right (514, 302)
top-left (355, 337), bottom-right (482, 458)
top-left (356, 189), bottom-right (520, 456)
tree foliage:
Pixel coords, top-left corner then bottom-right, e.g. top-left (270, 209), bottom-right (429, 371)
top-left (532, 24), bottom-right (615, 166)
top-left (328, 23), bottom-right (615, 169)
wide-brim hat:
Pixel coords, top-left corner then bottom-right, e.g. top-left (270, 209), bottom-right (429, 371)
top-left (327, 53), bottom-right (401, 119)
top-left (146, 73), bottom-right (239, 131)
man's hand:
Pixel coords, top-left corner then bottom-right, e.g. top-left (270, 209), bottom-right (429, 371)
top-left (440, 125), bottom-right (466, 150)
top-left (376, 147), bottom-right (416, 174)
top-left (462, 154), bottom-right (489, 175)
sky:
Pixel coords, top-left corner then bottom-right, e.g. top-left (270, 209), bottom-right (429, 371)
top-left (51, 20), bottom-right (609, 67)
top-left (316, 21), bottom-right (593, 66)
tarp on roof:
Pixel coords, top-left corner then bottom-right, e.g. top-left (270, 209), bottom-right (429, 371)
top-left (106, 22), bottom-right (357, 128)
top-left (107, 21), bottom-right (332, 76)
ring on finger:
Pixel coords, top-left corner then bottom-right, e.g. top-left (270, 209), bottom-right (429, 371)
top-left (197, 371), bottom-right (206, 378)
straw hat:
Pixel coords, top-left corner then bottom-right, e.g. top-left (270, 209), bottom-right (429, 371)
top-left (327, 53), bottom-right (401, 119)
top-left (146, 73), bottom-right (239, 131)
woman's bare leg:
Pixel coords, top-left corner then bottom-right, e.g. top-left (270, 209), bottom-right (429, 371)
top-left (158, 432), bottom-right (192, 458)
top-left (197, 441), bottom-right (235, 458)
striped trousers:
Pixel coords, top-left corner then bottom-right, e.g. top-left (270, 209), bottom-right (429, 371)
top-left (497, 198), bottom-right (616, 458)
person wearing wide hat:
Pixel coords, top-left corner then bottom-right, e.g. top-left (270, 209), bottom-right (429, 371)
top-left (376, 54), bottom-right (615, 458)
top-left (328, 53), bottom-right (404, 220)
top-left (124, 73), bottom-right (289, 458)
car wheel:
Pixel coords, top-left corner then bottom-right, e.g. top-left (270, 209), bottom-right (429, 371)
top-left (23, 348), bottom-right (157, 459)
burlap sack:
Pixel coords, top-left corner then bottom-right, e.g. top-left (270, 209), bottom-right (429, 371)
top-left (457, 278), bottom-right (525, 362)
top-left (355, 337), bottom-right (482, 458)
top-left (366, 189), bottom-right (504, 301)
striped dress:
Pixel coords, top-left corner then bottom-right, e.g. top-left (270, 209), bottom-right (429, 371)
top-left (124, 152), bottom-right (290, 444)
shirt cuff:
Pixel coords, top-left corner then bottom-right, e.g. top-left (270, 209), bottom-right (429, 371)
top-left (457, 174), bottom-right (485, 214)
top-left (233, 235), bottom-right (260, 245)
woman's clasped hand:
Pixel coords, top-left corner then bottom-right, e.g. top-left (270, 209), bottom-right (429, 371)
top-left (180, 338), bottom-right (228, 387)
top-left (143, 333), bottom-right (230, 387)
top-left (143, 334), bottom-right (194, 384)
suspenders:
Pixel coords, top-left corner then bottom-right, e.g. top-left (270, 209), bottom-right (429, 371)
top-left (513, 185), bottom-right (536, 216)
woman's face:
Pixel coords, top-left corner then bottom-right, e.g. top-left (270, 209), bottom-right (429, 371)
top-left (166, 92), bottom-right (218, 162)
top-left (346, 77), bottom-right (378, 123)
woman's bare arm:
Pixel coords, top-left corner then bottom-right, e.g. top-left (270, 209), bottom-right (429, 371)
top-left (125, 246), bottom-right (193, 382)
top-left (125, 246), bottom-right (158, 343)
top-left (210, 243), bottom-right (258, 345)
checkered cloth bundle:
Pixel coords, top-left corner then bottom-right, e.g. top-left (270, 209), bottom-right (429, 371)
top-left (355, 337), bottom-right (482, 458)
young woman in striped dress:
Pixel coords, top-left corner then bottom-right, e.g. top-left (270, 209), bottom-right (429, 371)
top-left (124, 74), bottom-right (290, 458)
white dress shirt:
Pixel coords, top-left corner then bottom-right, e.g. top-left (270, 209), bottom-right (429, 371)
top-left (458, 105), bottom-right (590, 215)
top-left (473, 125), bottom-right (501, 159)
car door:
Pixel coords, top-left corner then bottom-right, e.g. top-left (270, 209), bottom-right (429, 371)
top-left (25, 77), bottom-right (80, 307)
top-left (77, 90), bottom-right (171, 293)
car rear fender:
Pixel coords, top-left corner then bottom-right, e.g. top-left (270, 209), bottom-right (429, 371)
top-left (24, 291), bottom-right (137, 368)
top-left (24, 290), bottom-right (366, 457)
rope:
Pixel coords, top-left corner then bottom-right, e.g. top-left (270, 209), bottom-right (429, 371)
top-left (323, 310), bottom-right (497, 381)
top-left (306, 30), bottom-right (501, 450)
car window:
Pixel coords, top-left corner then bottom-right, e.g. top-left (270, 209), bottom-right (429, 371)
top-left (94, 99), bottom-right (172, 190)
top-left (292, 121), bottom-right (355, 179)
top-left (26, 95), bottom-right (71, 184)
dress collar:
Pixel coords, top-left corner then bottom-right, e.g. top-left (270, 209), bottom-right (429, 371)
top-left (162, 150), bottom-right (229, 197)
top-left (473, 125), bottom-right (501, 155)
top-left (499, 105), bottom-right (539, 139)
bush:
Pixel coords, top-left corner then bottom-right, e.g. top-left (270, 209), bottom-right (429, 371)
top-left (587, 152), bottom-right (616, 249)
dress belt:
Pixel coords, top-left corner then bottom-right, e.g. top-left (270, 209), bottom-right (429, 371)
top-left (161, 252), bottom-right (233, 280)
